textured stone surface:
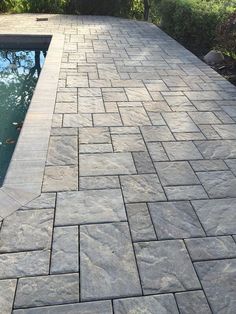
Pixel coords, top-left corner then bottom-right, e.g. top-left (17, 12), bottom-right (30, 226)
top-left (47, 136), bottom-right (78, 165)
top-left (0, 279), bottom-right (16, 314)
top-left (55, 189), bottom-right (126, 225)
top-left (155, 161), bottom-right (199, 186)
top-left (79, 153), bottom-right (136, 176)
top-left (22, 193), bottom-right (56, 209)
top-left (113, 294), bottom-right (179, 314)
top-left (141, 126), bottom-right (174, 142)
top-left (80, 222), bottom-right (142, 301)
top-left (14, 274), bottom-right (79, 308)
top-left (195, 140), bottom-right (236, 159)
top-left (79, 127), bottom-right (110, 144)
top-left (197, 170), bottom-right (236, 198)
top-left (192, 198), bottom-right (236, 235)
top-left (80, 176), bottom-right (120, 190)
top-left (147, 142), bottom-right (169, 161)
top-left (121, 174), bottom-right (166, 203)
top-left (175, 291), bottom-right (211, 314)
top-left (162, 112), bottom-right (199, 132)
top-left (126, 203), bottom-right (156, 242)
top-left (13, 301), bottom-right (113, 314)
top-left (112, 134), bottom-right (146, 152)
top-left (195, 259), bottom-right (236, 314)
top-left (185, 236), bottom-right (236, 261)
top-left (132, 152), bottom-right (155, 174)
top-left (0, 250), bottom-right (50, 279)
top-left (135, 240), bottom-right (200, 294)
top-left (0, 209), bottom-right (53, 252)
top-left (163, 142), bottom-right (203, 160)
top-left (165, 185), bottom-right (208, 201)
top-left (149, 201), bottom-right (205, 239)
top-left (51, 226), bottom-right (79, 273)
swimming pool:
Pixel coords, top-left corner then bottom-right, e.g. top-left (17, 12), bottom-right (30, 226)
top-left (0, 48), bottom-right (47, 185)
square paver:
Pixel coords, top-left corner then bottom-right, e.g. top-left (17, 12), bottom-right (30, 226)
top-left (134, 240), bottom-right (201, 294)
top-left (162, 112), bottom-right (199, 133)
top-left (0, 209), bottom-right (53, 252)
top-left (120, 107), bottom-right (151, 126)
top-left (155, 161), bottom-right (199, 186)
top-left (14, 274), bottom-right (79, 309)
top-left (163, 142), bottom-right (203, 160)
top-left (112, 134), bottom-right (146, 152)
top-left (141, 126), bottom-right (175, 142)
top-left (113, 294), bottom-right (179, 314)
top-left (149, 201), bottom-right (205, 239)
top-left (125, 87), bottom-right (152, 101)
top-left (55, 189), bottom-right (126, 225)
top-left (78, 96), bottom-right (105, 113)
top-left (79, 153), bottom-right (136, 176)
top-left (195, 259), bottom-right (236, 314)
top-left (79, 127), bottom-right (110, 144)
top-left (192, 198), bottom-right (236, 235)
top-left (121, 174), bottom-right (166, 203)
top-left (80, 222), bottom-right (142, 301)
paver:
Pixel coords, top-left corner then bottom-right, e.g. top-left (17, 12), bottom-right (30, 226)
top-left (126, 203), bottom-right (156, 242)
top-left (192, 198), bottom-right (236, 235)
top-left (0, 209), bottom-right (53, 252)
top-left (0, 279), bottom-right (16, 314)
top-left (55, 189), bottom-right (126, 225)
top-left (135, 240), bottom-right (201, 294)
top-left (149, 201), bottom-right (205, 239)
top-left (1, 13), bottom-right (236, 313)
top-left (185, 236), bottom-right (236, 261)
top-left (80, 222), bottom-right (142, 301)
top-left (195, 259), bottom-right (236, 314)
top-left (51, 226), bottom-right (79, 273)
top-left (175, 291), bottom-right (211, 314)
top-left (14, 274), bottom-right (79, 309)
top-left (113, 294), bottom-right (179, 314)
top-left (13, 301), bottom-right (113, 314)
top-left (120, 174), bottom-right (166, 203)
top-left (155, 161), bottom-right (199, 186)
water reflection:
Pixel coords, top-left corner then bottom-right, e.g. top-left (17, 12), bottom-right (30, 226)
top-left (0, 49), bottom-right (46, 185)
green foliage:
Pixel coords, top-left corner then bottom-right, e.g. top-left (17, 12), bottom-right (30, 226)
top-left (76, 0), bottom-right (132, 16)
top-left (155, 0), bottom-right (236, 53)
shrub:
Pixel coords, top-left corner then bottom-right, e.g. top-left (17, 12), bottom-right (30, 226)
top-left (156, 0), bottom-right (236, 53)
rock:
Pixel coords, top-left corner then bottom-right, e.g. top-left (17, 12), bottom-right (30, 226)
top-left (204, 50), bottom-right (224, 65)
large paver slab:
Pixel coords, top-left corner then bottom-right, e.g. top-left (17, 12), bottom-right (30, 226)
top-left (149, 201), bottom-right (205, 239)
top-left (79, 153), bottom-right (136, 176)
top-left (79, 127), bottom-right (110, 144)
top-left (0, 279), bottom-right (16, 314)
top-left (14, 274), bottom-right (79, 309)
top-left (195, 140), bottom-right (236, 159)
top-left (13, 301), bottom-right (112, 314)
top-left (113, 294), bottom-right (179, 314)
top-left (195, 259), bottom-right (236, 314)
top-left (135, 240), bottom-right (201, 294)
top-left (192, 198), bottom-right (236, 235)
top-left (162, 112), bottom-right (199, 133)
top-left (163, 142), bottom-right (203, 160)
top-left (56, 189), bottom-right (126, 225)
top-left (80, 222), bottom-right (142, 301)
top-left (0, 209), bottom-right (53, 252)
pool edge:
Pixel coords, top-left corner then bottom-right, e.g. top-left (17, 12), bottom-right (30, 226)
top-left (0, 33), bottom-right (64, 219)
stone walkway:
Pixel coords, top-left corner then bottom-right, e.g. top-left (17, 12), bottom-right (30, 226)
top-left (1, 14), bottom-right (236, 314)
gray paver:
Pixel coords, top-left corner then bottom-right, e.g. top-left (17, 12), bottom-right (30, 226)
top-left (185, 236), bottom-right (236, 261)
top-left (113, 294), bottom-right (179, 314)
top-left (163, 142), bottom-right (203, 160)
top-left (126, 203), bottom-right (156, 242)
top-left (0, 250), bottom-right (50, 279)
top-left (0, 279), bottom-right (16, 314)
top-left (79, 153), bottom-right (136, 176)
top-left (13, 301), bottom-right (112, 314)
top-left (79, 127), bottom-right (110, 144)
top-left (51, 226), bottom-right (79, 273)
top-left (22, 193), bottom-right (56, 209)
top-left (147, 142), bottom-right (169, 161)
top-left (162, 112), bottom-right (199, 132)
top-left (55, 189), bottom-right (126, 225)
top-left (165, 185), bottom-right (208, 201)
top-left (175, 291), bottom-right (211, 314)
top-left (141, 126), bottom-right (175, 142)
top-left (80, 222), bottom-right (142, 301)
top-left (121, 174), bottom-right (166, 203)
top-left (0, 209), bottom-right (53, 252)
top-left (112, 134), bottom-right (146, 152)
top-left (14, 274), bottom-right (79, 309)
top-left (149, 201), bottom-right (205, 239)
top-left (195, 140), bottom-right (236, 159)
top-left (192, 198), bottom-right (236, 235)
top-left (155, 161), bottom-right (199, 186)
top-left (135, 240), bottom-right (201, 294)
top-left (195, 259), bottom-right (236, 314)
top-left (80, 176), bottom-right (120, 190)
top-left (120, 107), bottom-right (151, 126)
top-left (132, 152), bottom-right (155, 174)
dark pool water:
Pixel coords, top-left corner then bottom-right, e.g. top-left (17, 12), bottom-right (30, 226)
top-left (0, 49), bottom-right (46, 186)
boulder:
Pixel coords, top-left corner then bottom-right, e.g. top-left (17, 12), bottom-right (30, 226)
top-left (204, 50), bottom-right (224, 65)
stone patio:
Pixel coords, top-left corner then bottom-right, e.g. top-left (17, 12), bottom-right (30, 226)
top-left (0, 13), bottom-right (236, 314)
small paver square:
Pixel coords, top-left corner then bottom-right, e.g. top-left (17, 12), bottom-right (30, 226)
top-left (175, 291), bottom-right (211, 314)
